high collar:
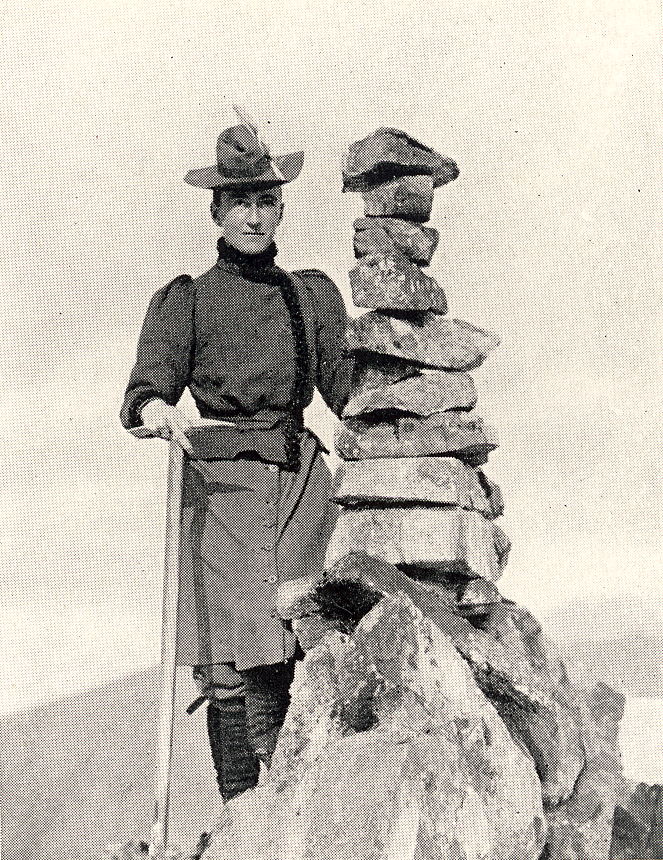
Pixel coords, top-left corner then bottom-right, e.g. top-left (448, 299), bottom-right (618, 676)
top-left (216, 236), bottom-right (278, 281)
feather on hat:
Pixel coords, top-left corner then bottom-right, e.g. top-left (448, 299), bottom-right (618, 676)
top-left (185, 105), bottom-right (303, 189)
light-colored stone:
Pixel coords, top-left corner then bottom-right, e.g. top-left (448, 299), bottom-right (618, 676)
top-left (275, 575), bottom-right (317, 621)
top-left (350, 250), bottom-right (448, 311)
top-left (354, 217), bottom-right (440, 265)
top-left (284, 553), bottom-right (568, 715)
top-left (342, 127), bottom-right (459, 190)
top-left (342, 370), bottom-right (477, 418)
top-left (280, 553), bottom-right (624, 834)
top-left (361, 174), bottom-right (434, 221)
top-left (348, 311), bottom-right (500, 370)
top-left (543, 653), bottom-right (626, 860)
top-left (207, 593), bottom-right (546, 860)
top-left (332, 457), bottom-right (500, 517)
top-left (336, 410), bottom-right (498, 465)
top-left (325, 506), bottom-right (509, 580)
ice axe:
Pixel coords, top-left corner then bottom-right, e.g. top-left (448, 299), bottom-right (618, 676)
top-left (149, 438), bottom-right (185, 859)
top-left (130, 420), bottom-right (232, 857)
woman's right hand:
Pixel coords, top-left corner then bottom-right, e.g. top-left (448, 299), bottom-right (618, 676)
top-left (140, 399), bottom-right (195, 454)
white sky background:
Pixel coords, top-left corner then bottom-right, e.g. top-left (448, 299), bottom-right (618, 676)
top-left (0, 0), bottom-right (661, 713)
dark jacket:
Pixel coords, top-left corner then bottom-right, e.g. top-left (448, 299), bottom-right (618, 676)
top-left (121, 256), bottom-right (354, 429)
top-left (120, 255), bottom-right (353, 668)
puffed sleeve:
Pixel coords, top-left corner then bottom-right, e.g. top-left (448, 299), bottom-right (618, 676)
top-left (296, 269), bottom-right (355, 417)
top-left (120, 275), bottom-right (195, 429)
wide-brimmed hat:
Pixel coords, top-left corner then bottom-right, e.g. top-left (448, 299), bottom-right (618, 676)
top-left (184, 114), bottom-right (304, 190)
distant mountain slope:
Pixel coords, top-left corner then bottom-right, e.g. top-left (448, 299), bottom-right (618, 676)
top-left (559, 634), bottom-right (662, 698)
top-left (538, 594), bottom-right (662, 697)
top-left (1, 667), bottom-right (220, 860)
top-left (2, 599), bottom-right (660, 860)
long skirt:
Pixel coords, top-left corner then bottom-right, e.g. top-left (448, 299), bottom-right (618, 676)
top-left (175, 430), bottom-right (337, 670)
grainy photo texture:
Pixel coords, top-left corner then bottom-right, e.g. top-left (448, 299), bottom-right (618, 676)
top-left (1, 2), bottom-right (661, 859)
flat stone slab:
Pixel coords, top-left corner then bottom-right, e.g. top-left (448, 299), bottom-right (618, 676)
top-left (332, 457), bottom-right (502, 517)
top-left (347, 311), bottom-right (500, 370)
top-left (343, 370), bottom-right (477, 418)
top-left (336, 411), bottom-right (498, 464)
top-left (349, 250), bottom-right (447, 311)
top-left (350, 353), bottom-right (420, 391)
top-left (353, 217), bottom-right (440, 265)
top-left (361, 174), bottom-right (434, 221)
top-left (342, 127), bottom-right (459, 191)
top-left (325, 506), bottom-right (509, 580)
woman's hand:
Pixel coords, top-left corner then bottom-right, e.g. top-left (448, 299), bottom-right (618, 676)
top-left (140, 399), bottom-right (195, 455)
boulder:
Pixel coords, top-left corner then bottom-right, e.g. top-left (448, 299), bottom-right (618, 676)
top-left (611, 780), bottom-right (663, 859)
top-left (207, 593), bottom-right (546, 860)
top-left (335, 411), bottom-right (498, 465)
top-left (332, 457), bottom-right (501, 517)
top-left (280, 554), bottom-right (568, 715)
top-left (466, 607), bottom-right (625, 859)
top-left (325, 506), bottom-right (509, 581)
top-left (347, 311), bottom-right (500, 371)
top-left (361, 175), bottom-right (435, 221)
top-left (342, 370), bottom-right (478, 418)
top-left (280, 556), bottom-right (603, 812)
top-left (349, 250), bottom-right (448, 311)
top-left (354, 217), bottom-right (440, 265)
top-left (342, 127), bottom-right (459, 191)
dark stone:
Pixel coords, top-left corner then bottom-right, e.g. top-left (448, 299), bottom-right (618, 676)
top-left (347, 311), bottom-right (500, 371)
top-left (353, 217), bottom-right (440, 265)
top-left (342, 127), bottom-right (459, 191)
top-left (350, 352), bottom-right (420, 391)
top-left (611, 780), bottom-right (663, 859)
top-left (477, 468), bottom-right (506, 517)
top-left (349, 250), bottom-right (447, 311)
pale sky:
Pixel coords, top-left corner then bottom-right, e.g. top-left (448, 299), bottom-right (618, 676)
top-left (1, 0), bottom-right (661, 713)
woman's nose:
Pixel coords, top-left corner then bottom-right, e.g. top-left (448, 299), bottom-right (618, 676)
top-left (247, 203), bottom-right (261, 226)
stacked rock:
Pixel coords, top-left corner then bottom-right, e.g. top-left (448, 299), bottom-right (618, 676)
top-left (326, 127), bottom-right (509, 585)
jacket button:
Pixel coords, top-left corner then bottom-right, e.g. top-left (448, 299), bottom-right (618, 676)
top-left (266, 574), bottom-right (277, 584)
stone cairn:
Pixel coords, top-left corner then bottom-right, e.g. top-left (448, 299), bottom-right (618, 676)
top-left (326, 126), bottom-right (508, 588)
top-left (204, 131), bottom-right (631, 860)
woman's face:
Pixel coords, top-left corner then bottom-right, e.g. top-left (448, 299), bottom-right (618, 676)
top-left (212, 186), bottom-right (284, 255)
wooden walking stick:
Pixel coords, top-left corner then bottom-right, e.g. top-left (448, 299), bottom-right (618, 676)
top-left (149, 439), bottom-right (185, 859)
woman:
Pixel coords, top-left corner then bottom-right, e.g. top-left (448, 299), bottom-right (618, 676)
top-left (120, 117), bottom-right (353, 801)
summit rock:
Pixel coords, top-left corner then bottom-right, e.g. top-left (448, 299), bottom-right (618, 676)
top-left (206, 592), bottom-right (546, 860)
top-left (342, 127), bottom-right (459, 191)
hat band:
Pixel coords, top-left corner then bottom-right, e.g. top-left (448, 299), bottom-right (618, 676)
top-left (217, 154), bottom-right (272, 180)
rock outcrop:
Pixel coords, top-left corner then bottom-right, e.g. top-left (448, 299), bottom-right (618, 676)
top-left (206, 593), bottom-right (546, 860)
top-left (611, 779), bottom-right (663, 859)
top-left (275, 552), bottom-right (626, 860)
